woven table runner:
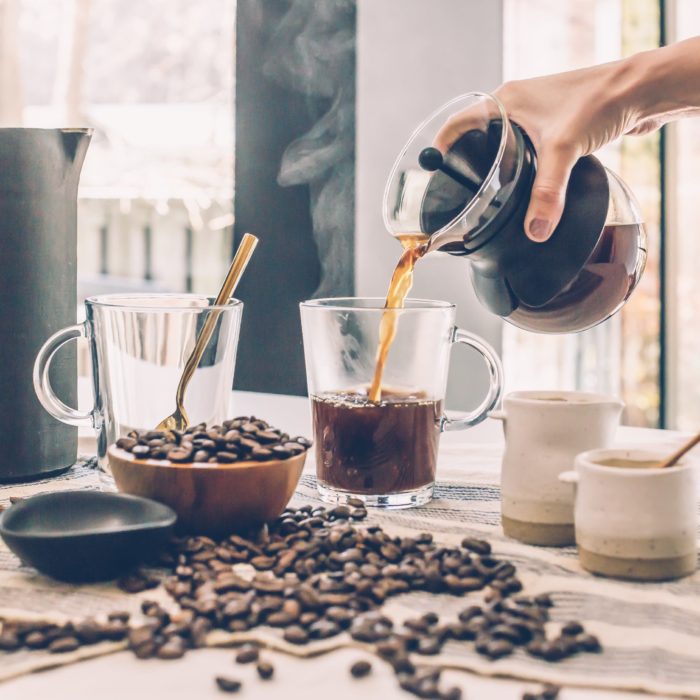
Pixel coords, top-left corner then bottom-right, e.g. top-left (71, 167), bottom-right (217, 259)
top-left (0, 456), bottom-right (699, 697)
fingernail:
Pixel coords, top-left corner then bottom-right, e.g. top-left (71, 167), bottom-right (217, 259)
top-left (528, 218), bottom-right (552, 241)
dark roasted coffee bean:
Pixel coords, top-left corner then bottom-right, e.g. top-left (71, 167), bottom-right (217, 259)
top-left (131, 444), bottom-right (150, 457)
top-left (541, 684), bottom-right (561, 699)
top-left (0, 631), bottom-right (20, 651)
top-left (461, 537), bottom-right (491, 555)
top-left (251, 447), bottom-right (273, 461)
top-left (238, 438), bottom-right (259, 452)
top-left (375, 639), bottom-right (401, 659)
top-left (250, 556), bottom-right (276, 570)
top-left (283, 625), bottom-right (309, 645)
top-left (116, 437), bottom-right (137, 451)
top-left (561, 620), bottom-right (584, 636)
top-left (350, 660), bottom-right (372, 678)
top-left (576, 633), bottom-right (602, 652)
top-left (215, 676), bottom-right (242, 693)
top-left (271, 445), bottom-right (293, 459)
top-left (483, 638), bottom-right (514, 659)
top-left (534, 593), bottom-right (553, 608)
top-left (216, 451), bottom-right (239, 463)
top-left (404, 617), bottom-right (430, 633)
top-left (235, 646), bottom-right (259, 664)
top-left (392, 655), bottom-right (416, 675)
top-left (458, 605), bottom-right (482, 623)
top-left (48, 636), bottom-right (80, 653)
top-left (168, 447), bottom-right (194, 463)
top-left (442, 688), bottom-right (462, 700)
top-left (157, 637), bottom-right (185, 659)
top-left (309, 619), bottom-right (341, 639)
top-left (421, 612), bottom-right (439, 626)
top-left (416, 637), bottom-right (442, 655)
top-left (256, 661), bottom-right (274, 680)
top-left (329, 505), bottom-right (351, 519)
top-left (24, 631), bottom-right (49, 649)
top-left (489, 624), bottom-right (522, 644)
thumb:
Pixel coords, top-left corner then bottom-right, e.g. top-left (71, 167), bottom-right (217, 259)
top-left (524, 144), bottom-right (578, 242)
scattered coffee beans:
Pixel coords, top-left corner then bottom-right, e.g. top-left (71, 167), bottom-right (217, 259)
top-left (523, 683), bottom-right (561, 700)
top-left (115, 417), bottom-right (311, 464)
top-left (0, 499), bottom-right (597, 699)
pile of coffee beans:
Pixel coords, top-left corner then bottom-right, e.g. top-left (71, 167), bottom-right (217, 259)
top-left (115, 417), bottom-right (311, 464)
top-left (0, 501), bottom-right (600, 697)
top-left (0, 612), bottom-right (130, 654)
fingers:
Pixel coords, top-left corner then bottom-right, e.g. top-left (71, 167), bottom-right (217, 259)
top-left (433, 109), bottom-right (488, 153)
top-left (525, 143), bottom-right (578, 242)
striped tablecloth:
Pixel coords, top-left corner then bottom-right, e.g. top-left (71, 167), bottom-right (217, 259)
top-left (0, 435), bottom-right (699, 698)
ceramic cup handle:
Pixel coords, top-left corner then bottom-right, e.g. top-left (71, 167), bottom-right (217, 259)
top-left (33, 321), bottom-right (100, 429)
top-left (441, 327), bottom-right (504, 432)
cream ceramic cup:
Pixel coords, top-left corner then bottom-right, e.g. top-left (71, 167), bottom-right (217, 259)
top-left (492, 391), bottom-right (624, 546)
top-left (561, 448), bottom-right (698, 581)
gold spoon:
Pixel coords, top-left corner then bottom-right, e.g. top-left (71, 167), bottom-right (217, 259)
top-left (156, 233), bottom-right (258, 432)
top-left (656, 430), bottom-right (700, 469)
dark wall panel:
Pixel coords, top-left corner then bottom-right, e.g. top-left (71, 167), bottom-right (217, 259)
top-left (233, 0), bottom-right (356, 396)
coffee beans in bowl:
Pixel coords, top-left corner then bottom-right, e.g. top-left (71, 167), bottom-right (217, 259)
top-left (108, 417), bottom-right (311, 534)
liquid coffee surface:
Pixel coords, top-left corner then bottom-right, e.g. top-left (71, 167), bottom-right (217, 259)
top-left (509, 222), bottom-right (645, 332)
top-left (368, 235), bottom-right (428, 402)
top-left (312, 389), bottom-right (441, 495)
top-left (596, 458), bottom-right (660, 470)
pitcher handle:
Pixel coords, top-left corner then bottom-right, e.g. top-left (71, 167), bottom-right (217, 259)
top-left (33, 321), bottom-right (99, 428)
top-left (441, 327), bottom-right (504, 431)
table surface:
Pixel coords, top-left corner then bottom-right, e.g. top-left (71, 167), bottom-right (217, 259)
top-left (7, 391), bottom-right (686, 700)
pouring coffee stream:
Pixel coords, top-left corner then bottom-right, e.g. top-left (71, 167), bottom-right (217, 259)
top-left (155, 233), bottom-right (258, 432)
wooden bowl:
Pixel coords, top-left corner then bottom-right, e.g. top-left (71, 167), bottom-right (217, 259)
top-left (108, 446), bottom-right (307, 535)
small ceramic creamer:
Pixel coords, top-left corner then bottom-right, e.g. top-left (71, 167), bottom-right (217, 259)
top-left (493, 391), bottom-right (623, 546)
top-left (561, 448), bottom-right (698, 581)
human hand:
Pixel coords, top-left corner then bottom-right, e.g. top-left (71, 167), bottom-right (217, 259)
top-left (434, 59), bottom-right (656, 242)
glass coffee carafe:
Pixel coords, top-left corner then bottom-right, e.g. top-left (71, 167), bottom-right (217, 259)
top-left (383, 93), bottom-right (647, 334)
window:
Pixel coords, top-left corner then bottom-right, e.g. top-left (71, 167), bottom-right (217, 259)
top-left (5, 0), bottom-right (235, 299)
top-left (503, 0), bottom-right (662, 427)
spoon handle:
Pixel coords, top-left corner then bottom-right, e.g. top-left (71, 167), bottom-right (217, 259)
top-left (176, 233), bottom-right (258, 401)
top-left (658, 430), bottom-right (700, 469)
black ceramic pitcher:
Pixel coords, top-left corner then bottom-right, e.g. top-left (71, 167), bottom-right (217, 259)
top-left (0, 128), bottom-right (91, 481)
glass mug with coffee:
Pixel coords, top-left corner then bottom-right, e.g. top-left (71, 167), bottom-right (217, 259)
top-left (300, 298), bottom-right (503, 507)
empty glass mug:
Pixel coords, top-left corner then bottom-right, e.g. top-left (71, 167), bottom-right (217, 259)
top-left (300, 298), bottom-right (504, 507)
top-left (34, 294), bottom-right (243, 467)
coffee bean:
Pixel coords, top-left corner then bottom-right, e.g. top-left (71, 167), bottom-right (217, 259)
top-left (48, 636), bottom-right (80, 653)
top-left (461, 537), bottom-right (491, 555)
top-left (257, 661), bottom-right (274, 679)
top-left (416, 637), bottom-right (442, 655)
top-left (283, 626), bottom-right (309, 645)
top-left (24, 631), bottom-right (48, 649)
top-left (309, 619), bottom-right (341, 639)
top-left (116, 437), bottom-right (137, 451)
top-left (251, 447), bottom-right (273, 461)
top-left (534, 593), bottom-right (553, 608)
top-left (350, 660), bottom-right (372, 678)
top-left (561, 620), bottom-right (584, 636)
top-left (0, 632), bottom-right (20, 651)
top-left (157, 637), bottom-right (185, 659)
top-left (576, 633), bottom-right (601, 652)
top-left (442, 688), bottom-right (462, 700)
top-left (215, 676), bottom-right (242, 693)
top-left (235, 646), bottom-right (259, 664)
top-left (483, 639), bottom-right (514, 659)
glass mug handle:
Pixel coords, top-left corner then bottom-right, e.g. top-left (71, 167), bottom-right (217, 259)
top-left (441, 326), bottom-right (504, 431)
top-left (33, 321), bottom-right (100, 429)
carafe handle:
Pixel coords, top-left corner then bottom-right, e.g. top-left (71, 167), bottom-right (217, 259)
top-left (441, 327), bottom-right (504, 431)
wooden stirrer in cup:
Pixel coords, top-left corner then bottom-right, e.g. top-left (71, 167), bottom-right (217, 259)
top-left (155, 233), bottom-right (258, 432)
top-left (656, 431), bottom-right (700, 469)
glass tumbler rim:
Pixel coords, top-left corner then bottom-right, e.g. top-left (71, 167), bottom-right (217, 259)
top-left (85, 293), bottom-right (243, 313)
top-left (382, 91), bottom-right (511, 238)
top-left (300, 297), bottom-right (455, 312)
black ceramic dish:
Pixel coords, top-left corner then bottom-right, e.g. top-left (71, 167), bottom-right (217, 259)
top-left (0, 491), bottom-right (176, 582)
